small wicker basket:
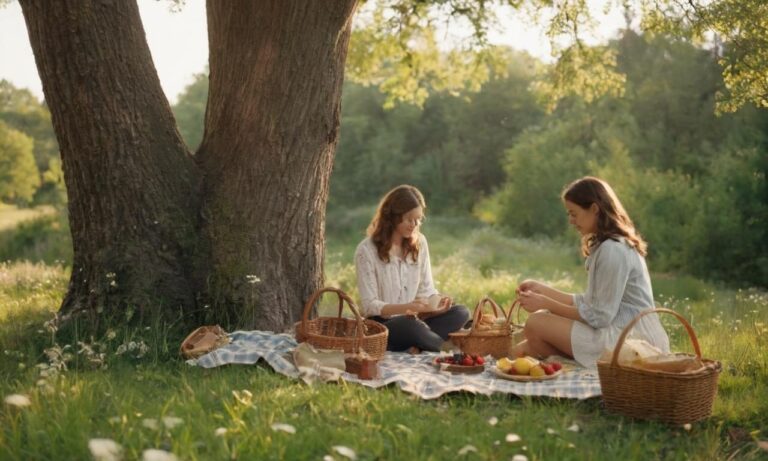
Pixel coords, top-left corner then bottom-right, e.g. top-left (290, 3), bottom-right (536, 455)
top-left (597, 308), bottom-right (722, 425)
top-left (180, 325), bottom-right (231, 359)
top-left (294, 287), bottom-right (388, 360)
top-left (449, 297), bottom-right (523, 358)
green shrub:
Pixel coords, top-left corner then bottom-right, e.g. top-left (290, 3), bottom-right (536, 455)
top-left (0, 212), bottom-right (72, 264)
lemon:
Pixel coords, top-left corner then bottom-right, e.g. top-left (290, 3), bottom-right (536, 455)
top-left (529, 365), bottom-right (546, 378)
top-left (496, 357), bottom-right (514, 372)
top-left (514, 357), bottom-right (533, 375)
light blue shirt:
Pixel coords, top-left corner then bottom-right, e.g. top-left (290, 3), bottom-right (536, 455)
top-left (571, 238), bottom-right (670, 364)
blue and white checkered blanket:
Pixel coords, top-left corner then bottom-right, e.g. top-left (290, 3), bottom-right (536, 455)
top-left (188, 330), bottom-right (602, 400)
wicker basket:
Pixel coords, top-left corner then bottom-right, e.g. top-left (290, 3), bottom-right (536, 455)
top-left (294, 287), bottom-right (388, 360)
top-left (597, 308), bottom-right (722, 424)
top-left (179, 325), bottom-right (231, 359)
top-left (449, 297), bottom-right (523, 358)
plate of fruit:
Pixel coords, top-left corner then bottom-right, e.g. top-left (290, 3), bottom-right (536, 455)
top-left (434, 353), bottom-right (486, 374)
top-left (493, 356), bottom-right (563, 381)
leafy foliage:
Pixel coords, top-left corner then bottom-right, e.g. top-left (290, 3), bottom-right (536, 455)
top-left (640, 0), bottom-right (768, 112)
top-left (171, 71), bottom-right (207, 152)
top-left (488, 32), bottom-right (768, 287)
top-left (0, 80), bottom-right (63, 205)
top-left (0, 121), bottom-right (40, 204)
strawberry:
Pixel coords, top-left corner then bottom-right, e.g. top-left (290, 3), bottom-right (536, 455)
top-left (461, 356), bottom-right (474, 366)
top-left (507, 366), bottom-right (518, 375)
top-left (475, 356), bottom-right (485, 365)
top-left (542, 364), bottom-right (555, 375)
top-left (550, 362), bottom-right (563, 372)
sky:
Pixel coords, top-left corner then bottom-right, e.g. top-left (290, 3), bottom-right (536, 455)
top-left (0, 1), bottom-right (626, 105)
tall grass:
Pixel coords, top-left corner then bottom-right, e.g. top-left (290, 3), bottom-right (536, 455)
top-left (1, 214), bottom-right (767, 460)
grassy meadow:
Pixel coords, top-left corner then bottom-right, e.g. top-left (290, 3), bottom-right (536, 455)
top-left (1, 208), bottom-right (767, 460)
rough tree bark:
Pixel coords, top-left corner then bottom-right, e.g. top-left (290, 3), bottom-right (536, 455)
top-left (198, 1), bottom-right (358, 330)
top-left (20, 0), bottom-right (359, 331)
top-left (20, 0), bottom-right (199, 322)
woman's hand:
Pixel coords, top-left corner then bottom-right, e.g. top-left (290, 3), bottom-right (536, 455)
top-left (438, 296), bottom-right (452, 310)
top-left (516, 279), bottom-right (543, 296)
top-left (517, 290), bottom-right (551, 313)
top-left (404, 298), bottom-right (430, 317)
top-left (414, 296), bottom-right (452, 319)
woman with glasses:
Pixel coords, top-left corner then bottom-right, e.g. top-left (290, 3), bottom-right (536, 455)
top-left (355, 185), bottom-right (470, 353)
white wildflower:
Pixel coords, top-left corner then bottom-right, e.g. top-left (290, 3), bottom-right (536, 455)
top-left (487, 416), bottom-right (498, 426)
top-left (214, 427), bottom-right (228, 437)
top-left (162, 416), bottom-right (183, 429)
top-left (108, 416), bottom-right (122, 425)
top-left (505, 433), bottom-right (521, 443)
top-left (567, 423), bottom-right (580, 432)
top-left (4, 394), bottom-right (31, 408)
top-left (512, 455), bottom-right (529, 461)
top-left (43, 318), bottom-right (58, 334)
top-left (142, 418), bottom-right (159, 430)
top-left (546, 428), bottom-right (557, 435)
top-left (246, 275), bottom-right (261, 284)
top-left (141, 449), bottom-right (178, 461)
top-left (457, 445), bottom-right (477, 455)
top-left (683, 423), bottom-right (692, 431)
top-left (332, 445), bottom-right (357, 460)
top-left (271, 423), bottom-right (296, 434)
top-left (88, 438), bottom-right (123, 461)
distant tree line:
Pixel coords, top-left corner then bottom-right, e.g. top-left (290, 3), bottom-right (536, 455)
top-left (1, 31), bottom-right (765, 288)
top-left (0, 80), bottom-right (65, 206)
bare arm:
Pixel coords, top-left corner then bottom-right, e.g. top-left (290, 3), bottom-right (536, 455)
top-left (517, 288), bottom-right (585, 322)
top-left (517, 279), bottom-right (575, 306)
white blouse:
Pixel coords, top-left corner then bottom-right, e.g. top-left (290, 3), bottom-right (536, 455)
top-left (354, 234), bottom-right (439, 318)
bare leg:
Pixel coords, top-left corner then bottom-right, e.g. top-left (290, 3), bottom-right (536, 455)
top-left (510, 310), bottom-right (575, 359)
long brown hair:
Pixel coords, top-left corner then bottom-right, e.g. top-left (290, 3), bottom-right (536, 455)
top-left (562, 176), bottom-right (647, 257)
top-left (367, 185), bottom-right (426, 263)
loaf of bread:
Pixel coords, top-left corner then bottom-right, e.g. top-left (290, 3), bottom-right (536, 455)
top-left (599, 338), bottom-right (663, 365)
top-left (599, 339), bottom-right (705, 373)
top-left (631, 353), bottom-right (705, 373)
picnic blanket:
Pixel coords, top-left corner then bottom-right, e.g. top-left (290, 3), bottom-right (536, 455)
top-left (187, 330), bottom-right (602, 400)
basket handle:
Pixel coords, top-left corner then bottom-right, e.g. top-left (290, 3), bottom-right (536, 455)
top-left (301, 287), bottom-right (365, 334)
top-left (469, 296), bottom-right (510, 333)
top-left (610, 308), bottom-right (701, 368)
top-left (506, 299), bottom-right (523, 327)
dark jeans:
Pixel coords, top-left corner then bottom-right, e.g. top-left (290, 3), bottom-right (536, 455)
top-left (369, 305), bottom-right (470, 352)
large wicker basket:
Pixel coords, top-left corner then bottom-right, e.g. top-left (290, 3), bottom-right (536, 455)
top-left (294, 287), bottom-right (388, 360)
top-left (449, 297), bottom-right (523, 358)
top-left (597, 308), bottom-right (722, 424)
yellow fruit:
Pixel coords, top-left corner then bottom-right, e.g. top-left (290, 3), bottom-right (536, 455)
top-left (529, 365), bottom-right (546, 378)
top-left (514, 357), bottom-right (533, 375)
top-left (496, 357), bottom-right (514, 372)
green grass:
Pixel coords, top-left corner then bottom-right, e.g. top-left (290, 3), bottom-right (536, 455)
top-left (1, 214), bottom-right (768, 460)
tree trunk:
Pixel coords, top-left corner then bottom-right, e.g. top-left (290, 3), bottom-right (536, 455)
top-left (20, 0), bottom-right (199, 324)
top-left (199, 0), bottom-right (358, 330)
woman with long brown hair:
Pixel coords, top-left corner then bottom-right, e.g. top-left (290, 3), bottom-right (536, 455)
top-left (355, 185), bottom-right (469, 352)
top-left (512, 176), bottom-right (669, 367)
